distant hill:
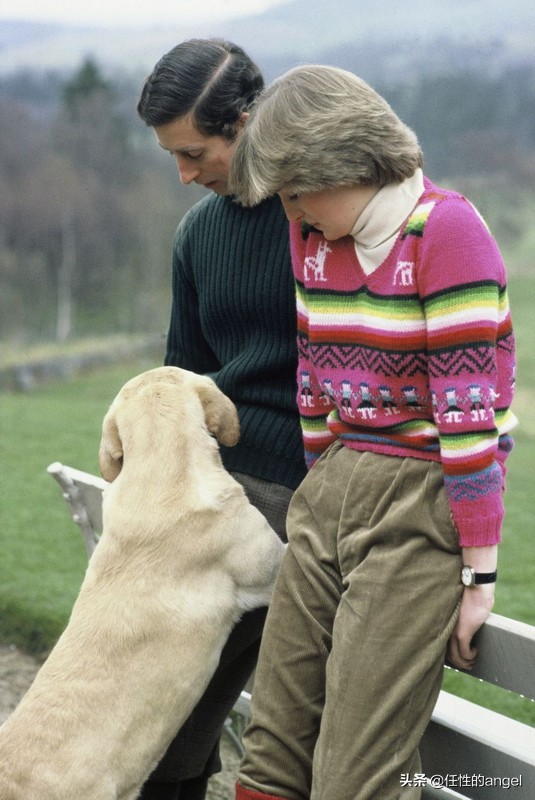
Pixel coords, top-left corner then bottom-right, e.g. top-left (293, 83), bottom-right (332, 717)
top-left (0, 0), bottom-right (534, 81)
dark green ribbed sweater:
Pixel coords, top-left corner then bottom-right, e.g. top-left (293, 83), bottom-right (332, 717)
top-left (165, 193), bottom-right (307, 490)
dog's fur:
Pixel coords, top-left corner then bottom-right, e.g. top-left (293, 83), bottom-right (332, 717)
top-left (0, 367), bottom-right (286, 800)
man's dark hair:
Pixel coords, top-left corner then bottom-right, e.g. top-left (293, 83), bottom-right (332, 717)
top-left (137, 38), bottom-right (264, 140)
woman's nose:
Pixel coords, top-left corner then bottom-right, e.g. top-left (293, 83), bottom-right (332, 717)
top-left (279, 196), bottom-right (303, 222)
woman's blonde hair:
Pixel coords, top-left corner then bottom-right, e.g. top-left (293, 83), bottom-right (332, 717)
top-left (230, 65), bottom-right (423, 205)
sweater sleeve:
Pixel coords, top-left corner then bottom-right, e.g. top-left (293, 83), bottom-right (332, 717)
top-left (164, 205), bottom-right (221, 374)
top-left (416, 196), bottom-right (517, 546)
top-left (290, 223), bottom-right (337, 468)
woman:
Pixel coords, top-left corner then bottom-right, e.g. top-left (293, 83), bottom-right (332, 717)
top-left (229, 66), bottom-right (517, 800)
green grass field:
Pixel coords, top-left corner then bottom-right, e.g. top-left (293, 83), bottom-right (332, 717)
top-left (0, 275), bottom-right (533, 723)
top-left (0, 357), bottom-right (160, 652)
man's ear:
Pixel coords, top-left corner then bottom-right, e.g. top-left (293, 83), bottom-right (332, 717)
top-left (99, 409), bottom-right (124, 482)
top-left (235, 111), bottom-right (249, 133)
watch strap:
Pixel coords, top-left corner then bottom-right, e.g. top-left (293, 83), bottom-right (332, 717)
top-left (473, 570), bottom-right (497, 584)
top-left (462, 566), bottom-right (498, 586)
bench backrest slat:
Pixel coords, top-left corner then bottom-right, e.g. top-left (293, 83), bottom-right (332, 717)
top-left (467, 613), bottom-right (535, 699)
top-left (47, 462), bottom-right (105, 556)
top-left (421, 694), bottom-right (535, 798)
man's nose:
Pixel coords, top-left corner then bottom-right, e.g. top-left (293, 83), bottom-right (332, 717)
top-left (175, 156), bottom-right (200, 185)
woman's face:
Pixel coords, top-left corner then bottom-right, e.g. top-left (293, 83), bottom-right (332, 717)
top-left (278, 184), bottom-right (379, 240)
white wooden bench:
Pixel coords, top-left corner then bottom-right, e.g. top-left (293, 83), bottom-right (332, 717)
top-left (48, 462), bottom-right (535, 799)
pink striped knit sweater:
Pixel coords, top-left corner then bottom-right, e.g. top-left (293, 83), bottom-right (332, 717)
top-left (291, 177), bottom-right (517, 547)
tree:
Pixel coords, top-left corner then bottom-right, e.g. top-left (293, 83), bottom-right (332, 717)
top-left (0, 59), bottom-right (202, 344)
top-left (61, 56), bottom-right (111, 119)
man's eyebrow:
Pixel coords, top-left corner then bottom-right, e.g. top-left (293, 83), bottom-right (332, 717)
top-left (158, 142), bottom-right (203, 154)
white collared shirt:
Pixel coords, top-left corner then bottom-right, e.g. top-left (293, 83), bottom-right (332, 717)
top-left (350, 169), bottom-right (425, 275)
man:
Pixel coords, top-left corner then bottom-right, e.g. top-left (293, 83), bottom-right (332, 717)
top-left (136, 39), bottom-right (306, 800)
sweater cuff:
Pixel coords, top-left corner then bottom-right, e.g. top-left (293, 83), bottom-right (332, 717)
top-left (455, 513), bottom-right (503, 547)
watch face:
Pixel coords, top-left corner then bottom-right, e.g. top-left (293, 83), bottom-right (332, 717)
top-left (461, 566), bottom-right (474, 587)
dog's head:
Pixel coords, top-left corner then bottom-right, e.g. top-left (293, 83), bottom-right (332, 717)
top-left (99, 367), bottom-right (240, 482)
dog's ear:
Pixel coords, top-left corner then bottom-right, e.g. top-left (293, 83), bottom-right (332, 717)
top-left (197, 381), bottom-right (240, 447)
top-left (99, 409), bottom-right (124, 482)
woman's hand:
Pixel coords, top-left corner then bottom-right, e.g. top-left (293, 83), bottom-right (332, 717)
top-left (447, 582), bottom-right (495, 670)
top-left (447, 544), bottom-right (497, 670)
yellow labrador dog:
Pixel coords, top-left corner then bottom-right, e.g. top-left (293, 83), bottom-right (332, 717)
top-left (0, 367), bottom-right (286, 800)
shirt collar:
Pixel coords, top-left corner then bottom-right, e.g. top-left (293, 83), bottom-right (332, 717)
top-left (349, 169), bottom-right (425, 275)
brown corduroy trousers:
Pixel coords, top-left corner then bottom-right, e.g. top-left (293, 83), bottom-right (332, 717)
top-left (238, 442), bottom-right (463, 800)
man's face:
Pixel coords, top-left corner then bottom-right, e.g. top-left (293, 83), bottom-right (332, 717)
top-left (154, 113), bottom-right (245, 196)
